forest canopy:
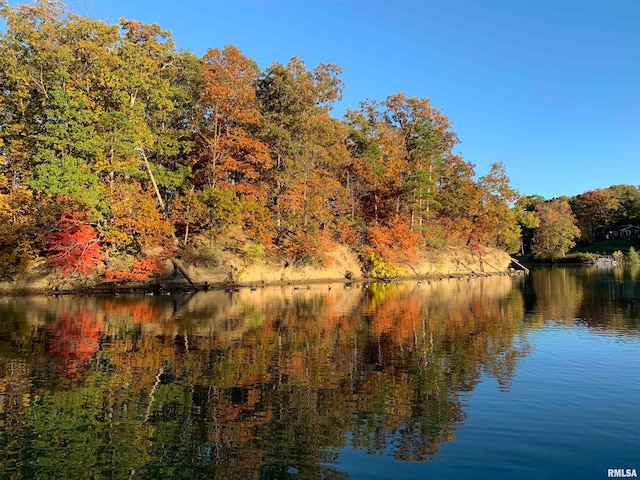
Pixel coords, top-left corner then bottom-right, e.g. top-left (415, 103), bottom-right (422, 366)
top-left (3, 1), bottom-right (634, 283)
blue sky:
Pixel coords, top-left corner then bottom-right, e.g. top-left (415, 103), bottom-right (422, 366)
top-left (12, 1), bottom-right (640, 198)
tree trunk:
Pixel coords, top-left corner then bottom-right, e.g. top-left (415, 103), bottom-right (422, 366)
top-left (141, 148), bottom-right (199, 289)
top-left (139, 148), bottom-right (166, 212)
top-left (172, 258), bottom-right (197, 289)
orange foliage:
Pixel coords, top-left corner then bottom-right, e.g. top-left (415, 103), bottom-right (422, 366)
top-left (334, 220), bottom-right (358, 244)
top-left (285, 229), bottom-right (337, 267)
top-left (107, 184), bottom-right (175, 251)
top-left (199, 45), bottom-right (272, 196)
top-left (278, 171), bottom-right (346, 232)
top-left (278, 183), bottom-right (307, 214)
top-left (103, 257), bottom-right (165, 283)
top-left (368, 215), bottom-right (420, 264)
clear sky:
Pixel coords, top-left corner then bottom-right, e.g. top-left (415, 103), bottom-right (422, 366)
top-left (13, 1), bottom-right (640, 199)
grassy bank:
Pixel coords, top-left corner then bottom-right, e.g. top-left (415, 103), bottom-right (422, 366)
top-left (573, 239), bottom-right (637, 254)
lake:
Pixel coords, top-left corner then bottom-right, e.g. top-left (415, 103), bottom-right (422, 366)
top-left (1, 266), bottom-right (639, 479)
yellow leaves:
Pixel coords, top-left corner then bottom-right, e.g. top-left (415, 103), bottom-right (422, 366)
top-left (108, 184), bottom-right (174, 251)
top-left (0, 184), bottom-right (45, 280)
top-left (99, 225), bottom-right (129, 247)
top-left (532, 199), bottom-right (581, 259)
top-left (0, 183), bottom-right (35, 219)
top-left (241, 197), bottom-right (275, 246)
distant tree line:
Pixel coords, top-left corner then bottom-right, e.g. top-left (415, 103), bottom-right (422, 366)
top-left (517, 184), bottom-right (640, 259)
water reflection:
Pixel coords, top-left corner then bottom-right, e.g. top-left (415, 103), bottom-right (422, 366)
top-left (526, 265), bottom-right (640, 332)
top-left (0, 268), bottom-right (637, 478)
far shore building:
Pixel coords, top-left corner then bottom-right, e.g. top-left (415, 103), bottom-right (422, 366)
top-left (604, 224), bottom-right (640, 241)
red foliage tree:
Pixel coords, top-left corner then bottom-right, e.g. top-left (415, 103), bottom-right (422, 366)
top-left (46, 211), bottom-right (104, 276)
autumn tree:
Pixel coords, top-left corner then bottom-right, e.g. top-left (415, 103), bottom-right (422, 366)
top-left (191, 45), bottom-right (274, 243)
top-left (570, 189), bottom-right (619, 242)
top-left (367, 215), bottom-right (420, 278)
top-left (434, 154), bottom-right (479, 245)
top-left (532, 199), bottom-right (581, 259)
top-left (47, 211), bottom-right (104, 277)
top-left (0, 178), bottom-right (54, 280)
top-left (380, 94), bottom-right (458, 231)
top-left (168, 187), bottom-right (209, 246)
top-left (257, 56), bottom-right (350, 262)
top-left (513, 195), bottom-right (542, 254)
top-left (474, 163), bottom-right (520, 250)
top-left (196, 46), bottom-right (271, 193)
top-left (609, 184), bottom-right (640, 225)
top-left (346, 95), bottom-right (458, 237)
top-left (343, 106), bottom-right (384, 226)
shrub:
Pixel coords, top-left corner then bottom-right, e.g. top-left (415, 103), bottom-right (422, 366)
top-left (573, 252), bottom-right (597, 263)
top-left (244, 242), bottom-right (266, 265)
top-left (626, 247), bottom-right (640, 264)
top-left (181, 240), bottom-right (220, 268)
top-left (103, 257), bottom-right (164, 283)
top-left (280, 230), bottom-right (335, 267)
top-left (47, 212), bottom-right (104, 277)
top-left (368, 252), bottom-right (405, 279)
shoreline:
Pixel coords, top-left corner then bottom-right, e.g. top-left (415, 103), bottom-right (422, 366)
top-left (0, 269), bottom-right (527, 297)
top-left (0, 245), bottom-right (523, 296)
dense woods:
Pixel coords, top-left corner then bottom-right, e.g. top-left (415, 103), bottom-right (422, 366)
top-left (1, 1), bottom-right (639, 285)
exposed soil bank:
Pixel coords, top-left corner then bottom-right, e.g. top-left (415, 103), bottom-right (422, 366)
top-left (0, 245), bottom-right (516, 295)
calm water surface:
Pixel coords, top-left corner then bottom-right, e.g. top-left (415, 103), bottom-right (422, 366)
top-left (1, 266), bottom-right (639, 479)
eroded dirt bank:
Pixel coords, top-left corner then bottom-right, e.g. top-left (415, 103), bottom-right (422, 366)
top-left (0, 245), bottom-right (516, 294)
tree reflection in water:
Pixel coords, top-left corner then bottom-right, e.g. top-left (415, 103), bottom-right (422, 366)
top-left (0, 276), bottom-right (531, 478)
top-left (525, 265), bottom-right (640, 332)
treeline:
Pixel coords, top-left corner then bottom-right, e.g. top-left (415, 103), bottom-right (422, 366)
top-left (0, 1), bottom-right (521, 282)
top-left (518, 184), bottom-right (640, 259)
